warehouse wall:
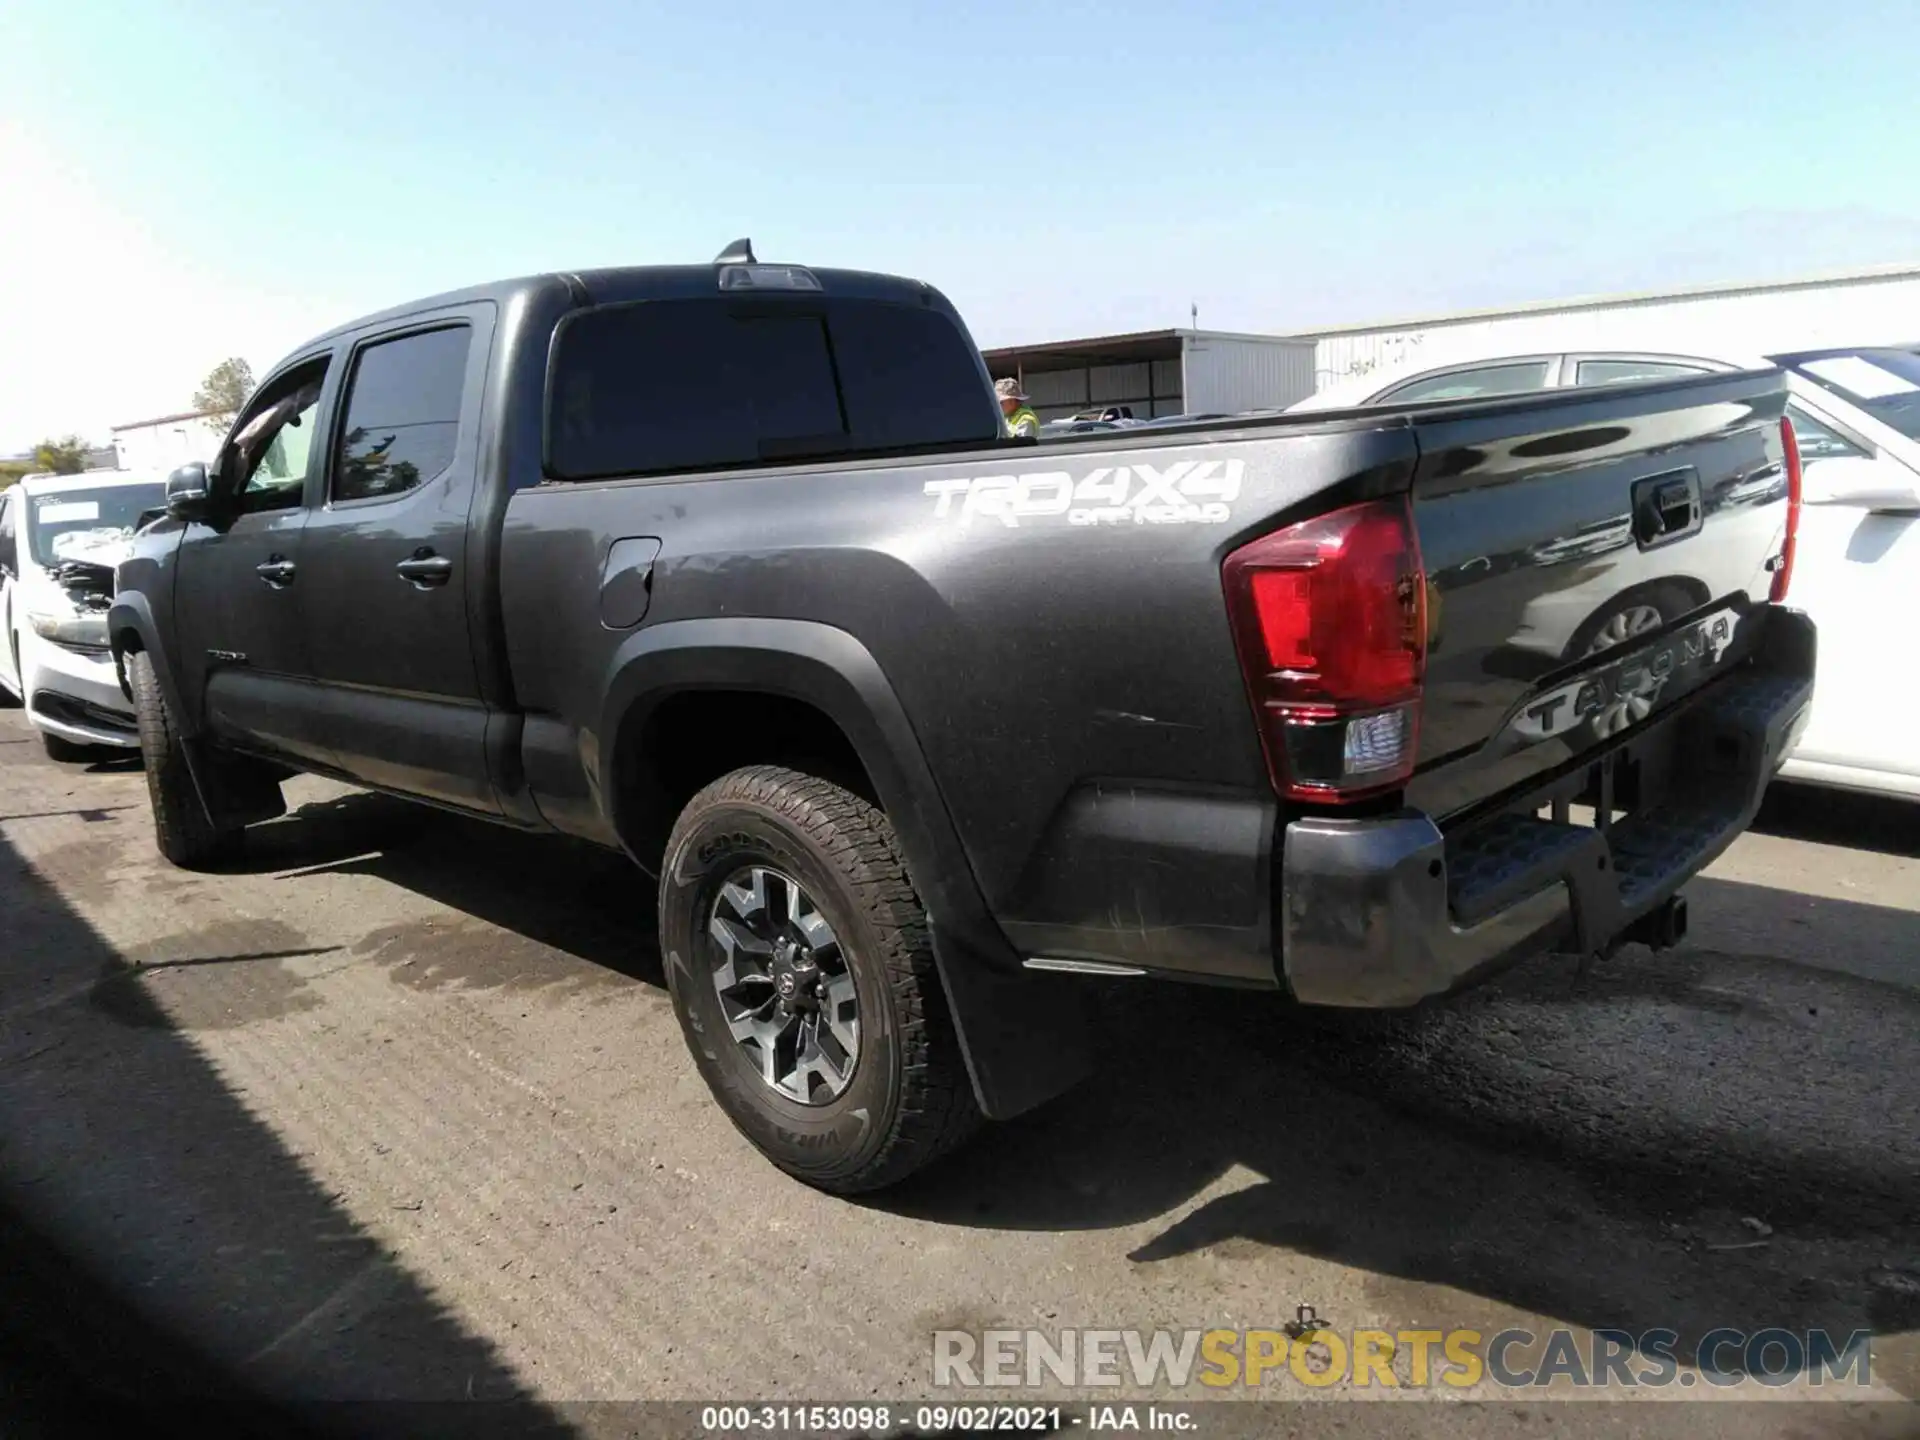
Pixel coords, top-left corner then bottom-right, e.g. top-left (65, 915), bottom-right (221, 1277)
top-left (1019, 358), bottom-right (1187, 420)
top-left (111, 420), bottom-right (218, 472)
top-left (1183, 336), bottom-right (1316, 414)
top-left (1311, 271), bottom-right (1920, 390)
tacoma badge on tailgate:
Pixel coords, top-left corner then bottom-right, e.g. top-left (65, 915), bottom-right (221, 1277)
top-left (1506, 605), bottom-right (1740, 745)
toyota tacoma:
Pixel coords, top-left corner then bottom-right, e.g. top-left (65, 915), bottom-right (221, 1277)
top-left (111, 242), bottom-right (1815, 1192)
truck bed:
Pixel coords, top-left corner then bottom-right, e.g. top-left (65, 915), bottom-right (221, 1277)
top-left (501, 367), bottom-right (1798, 990)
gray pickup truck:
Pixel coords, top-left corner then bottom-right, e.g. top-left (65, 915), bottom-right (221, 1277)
top-left (111, 242), bottom-right (1814, 1192)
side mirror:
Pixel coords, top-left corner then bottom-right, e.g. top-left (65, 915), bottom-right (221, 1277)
top-left (1801, 455), bottom-right (1920, 514)
top-left (165, 463), bottom-right (214, 521)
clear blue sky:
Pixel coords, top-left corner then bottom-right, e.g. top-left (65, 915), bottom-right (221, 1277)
top-left (3, 0), bottom-right (1917, 448)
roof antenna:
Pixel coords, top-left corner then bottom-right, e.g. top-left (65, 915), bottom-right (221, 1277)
top-left (715, 237), bottom-right (756, 265)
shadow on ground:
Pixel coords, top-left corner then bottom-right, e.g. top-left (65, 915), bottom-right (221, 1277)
top-left (1753, 781), bottom-right (1920, 859)
top-left (233, 792), bottom-right (660, 989)
top-left (0, 820), bottom-right (575, 1438)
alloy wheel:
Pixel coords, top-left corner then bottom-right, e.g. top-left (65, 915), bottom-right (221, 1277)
top-left (707, 865), bottom-right (859, 1104)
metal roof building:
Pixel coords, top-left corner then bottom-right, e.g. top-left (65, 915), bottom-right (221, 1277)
top-left (1292, 261), bottom-right (1920, 390)
top-left (982, 328), bottom-right (1316, 421)
top-left (110, 407), bottom-right (224, 473)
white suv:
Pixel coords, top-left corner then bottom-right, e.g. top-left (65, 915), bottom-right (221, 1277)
top-left (0, 469), bottom-right (168, 760)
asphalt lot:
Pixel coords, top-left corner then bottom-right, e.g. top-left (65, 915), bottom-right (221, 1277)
top-left (1, 701), bottom-right (1917, 1439)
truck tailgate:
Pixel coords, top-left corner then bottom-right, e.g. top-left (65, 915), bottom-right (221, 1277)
top-left (1399, 370), bottom-right (1795, 822)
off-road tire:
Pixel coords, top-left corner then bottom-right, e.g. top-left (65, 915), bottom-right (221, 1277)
top-left (39, 731), bottom-right (91, 763)
top-left (659, 765), bottom-right (982, 1193)
top-left (128, 649), bottom-right (240, 869)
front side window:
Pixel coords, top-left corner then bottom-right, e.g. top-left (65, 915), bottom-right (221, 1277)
top-left (1573, 359), bottom-right (1710, 387)
top-left (332, 326), bottom-right (473, 502)
top-left (1378, 360), bottom-right (1555, 405)
top-left (227, 360), bottom-right (330, 514)
top-left (0, 493), bottom-right (16, 573)
top-left (546, 298), bottom-right (999, 480)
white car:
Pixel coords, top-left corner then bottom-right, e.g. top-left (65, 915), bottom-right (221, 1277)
top-left (1292, 345), bottom-right (1920, 801)
top-left (0, 469), bottom-right (169, 760)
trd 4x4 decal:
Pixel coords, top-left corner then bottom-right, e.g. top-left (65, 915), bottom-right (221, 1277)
top-left (924, 459), bottom-right (1245, 528)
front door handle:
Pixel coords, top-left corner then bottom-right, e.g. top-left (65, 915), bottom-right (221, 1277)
top-left (396, 550), bottom-right (453, 588)
top-left (255, 556), bottom-right (296, 587)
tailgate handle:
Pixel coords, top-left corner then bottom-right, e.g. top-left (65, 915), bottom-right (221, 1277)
top-left (1632, 471), bottom-right (1702, 547)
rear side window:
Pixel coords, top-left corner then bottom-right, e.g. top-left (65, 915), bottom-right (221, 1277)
top-left (333, 326), bottom-right (472, 502)
top-left (1378, 360), bottom-right (1554, 405)
top-left (1786, 404), bottom-right (1870, 462)
top-left (545, 299), bottom-right (998, 480)
top-left (1573, 359), bottom-right (1709, 386)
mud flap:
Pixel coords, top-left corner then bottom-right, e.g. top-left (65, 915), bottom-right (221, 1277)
top-left (192, 746), bottom-right (290, 830)
top-left (929, 923), bottom-right (1095, 1121)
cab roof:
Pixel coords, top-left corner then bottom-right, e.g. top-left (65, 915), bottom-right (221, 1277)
top-left (291, 261), bottom-right (947, 357)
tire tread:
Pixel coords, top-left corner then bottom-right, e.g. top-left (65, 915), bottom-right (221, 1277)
top-left (128, 650), bottom-right (236, 869)
top-left (667, 764), bottom-right (982, 1191)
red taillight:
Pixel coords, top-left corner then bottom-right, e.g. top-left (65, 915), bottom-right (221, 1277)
top-left (1771, 414), bottom-right (1801, 603)
top-left (1223, 497), bottom-right (1427, 803)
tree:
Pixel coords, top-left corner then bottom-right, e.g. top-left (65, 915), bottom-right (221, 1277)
top-left (193, 357), bottom-right (256, 434)
top-left (0, 460), bottom-right (34, 489)
top-left (32, 436), bottom-right (91, 474)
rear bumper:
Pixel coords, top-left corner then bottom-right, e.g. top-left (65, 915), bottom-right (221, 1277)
top-left (1280, 609), bottom-right (1815, 1007)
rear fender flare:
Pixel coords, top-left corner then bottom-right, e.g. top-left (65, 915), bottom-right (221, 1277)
top-left (599, 618), bottom-right (985, 936)
top-left (597, 617), bottom-right (1093, 1119)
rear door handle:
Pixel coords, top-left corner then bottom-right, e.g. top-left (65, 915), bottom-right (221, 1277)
top-left (396, 551), bottom-right (453, 588)
top-left (255, 556), bottom-right (296, 587)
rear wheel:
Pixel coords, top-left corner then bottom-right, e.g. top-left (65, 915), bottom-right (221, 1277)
top-left (658, 765), bottom-right (982, 1193)
top-left (128, 649), bottom-right (242, 869)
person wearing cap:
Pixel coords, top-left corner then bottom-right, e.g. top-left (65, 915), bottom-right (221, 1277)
top-left (996, 378), bottom-right (1041, 439)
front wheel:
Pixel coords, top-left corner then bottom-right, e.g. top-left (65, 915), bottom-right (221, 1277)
top-left (658, 765), bottom-right (982, 1193)
top-left (127, 649), bottom-right (242, 869)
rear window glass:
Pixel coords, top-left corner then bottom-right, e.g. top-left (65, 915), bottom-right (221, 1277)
top-left (545, 299), bottom-right (998, 480)
top-left (1785, 350), bottom-right (1920, 443)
